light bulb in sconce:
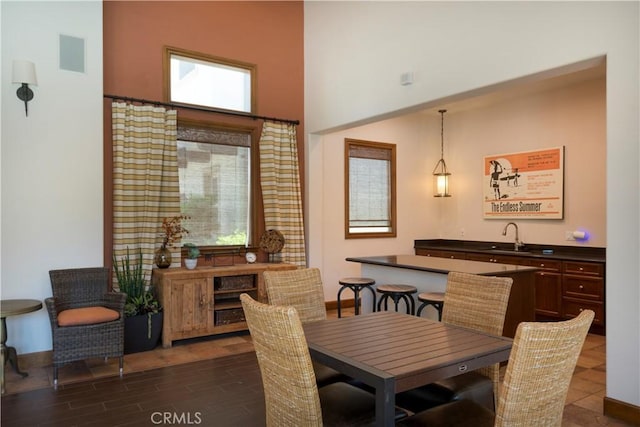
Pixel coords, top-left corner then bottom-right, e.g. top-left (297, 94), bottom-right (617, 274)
top-left (436, 175), bottom-right (448, 195)
top-left (12, 60), bottom-right (38, 116)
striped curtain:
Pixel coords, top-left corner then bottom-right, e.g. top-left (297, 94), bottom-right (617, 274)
top-left (259, 121), bottom-right (306, 266)
top-left (112, 102), bottom-right (181, 281)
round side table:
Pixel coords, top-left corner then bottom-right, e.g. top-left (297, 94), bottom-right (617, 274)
top-left (1, 299), bottom-right (43, 394)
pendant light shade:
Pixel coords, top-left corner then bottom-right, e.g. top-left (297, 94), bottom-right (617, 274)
top-left (433, 109), bottom-right (451, 197)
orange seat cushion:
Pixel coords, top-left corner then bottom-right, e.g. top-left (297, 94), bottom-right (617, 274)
top-left (57, 307), bottom-right (120, 327)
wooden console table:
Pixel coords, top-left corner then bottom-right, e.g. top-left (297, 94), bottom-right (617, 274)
top-left (153, 263), bottom-right (296, 348)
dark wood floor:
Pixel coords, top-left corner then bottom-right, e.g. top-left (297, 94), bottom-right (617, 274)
top-left (1, 352), bottom-right (266, 427)
top-left (1, 309), bottom-right (632, 427)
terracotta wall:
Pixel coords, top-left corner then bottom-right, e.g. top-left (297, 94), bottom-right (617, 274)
top-left (104, 1), bottom-right (303, 121)
top-left (103, 1), bottom-right (304, 262)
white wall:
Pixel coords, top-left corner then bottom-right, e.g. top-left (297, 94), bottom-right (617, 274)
top-left (1, 1), bottom-right (104, 353)
top-left (315, 76), bottom-right (606, 301)
top-left (305, 0), bottom-right (638, 409)
top-left (439, 77), bottom-right (606, 246)
top-left (314, 113), bottom-right (432, 300)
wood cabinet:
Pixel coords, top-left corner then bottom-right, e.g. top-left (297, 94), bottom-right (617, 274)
top-left (415, 247), bottom-right (605, 334)
top-left (562, 261), bottom-right (605, 329)
top-left (153, 263), bottom-right (296, 348)
top-left (528, 259), bottom-right (563, 319)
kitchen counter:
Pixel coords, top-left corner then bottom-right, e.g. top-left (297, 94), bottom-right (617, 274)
top-left (414, 239), bottom-right (605, 263)
top-left (347, 255), bottom-right (537, 338)
top-left (411, 240), bottom-right (607, 335)
top-left (346, 254), bottom-right (538, 276)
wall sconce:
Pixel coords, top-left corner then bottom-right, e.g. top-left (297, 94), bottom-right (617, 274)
top-left (433, 109), bottom-right (451, 197)
top-left (12, 60), bottom-right (38, 116)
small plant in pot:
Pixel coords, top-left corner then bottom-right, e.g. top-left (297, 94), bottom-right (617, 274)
top-left (113, 247), bottom-right (163, 354)
top-left (184, 243), bottom-right (200, 270)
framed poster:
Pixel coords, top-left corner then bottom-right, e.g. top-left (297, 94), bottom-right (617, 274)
top-left (483, 147), bottom-right (564, 219)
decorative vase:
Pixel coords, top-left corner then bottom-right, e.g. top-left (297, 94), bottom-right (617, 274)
top-left (155, 245), bottom-right (171, 268)
top-left (184, 258), bottom-right (197, 270)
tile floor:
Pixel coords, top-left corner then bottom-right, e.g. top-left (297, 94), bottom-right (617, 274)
top-left (2, 309), bottom-right (633, 426)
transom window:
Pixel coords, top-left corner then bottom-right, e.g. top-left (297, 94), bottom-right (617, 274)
top-left (165, 46), bottom-right (256, 114)
top-left (345, 139), bottom-right (397, 239)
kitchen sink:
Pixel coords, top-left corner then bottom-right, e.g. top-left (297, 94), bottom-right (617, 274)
top-left (481, 246), bottom-right (531, 255)
top-left (486, 249), bottom-right (531, 255)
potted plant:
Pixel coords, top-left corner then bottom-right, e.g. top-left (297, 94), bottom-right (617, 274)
top-left (113, 247), bottom-right (163, 354)
top-left (184, 243), bottom-right (200, 269)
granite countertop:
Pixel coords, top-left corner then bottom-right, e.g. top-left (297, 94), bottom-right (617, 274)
top-left (346, 255), bottom-right (538, 276)
top-left (414, 239), bottom-right (606, 263)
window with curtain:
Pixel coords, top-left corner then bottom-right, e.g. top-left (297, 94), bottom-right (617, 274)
top-left (178, 121), bottom-right (258, 247)
top-left (345, 138), bottom-right (397, 239)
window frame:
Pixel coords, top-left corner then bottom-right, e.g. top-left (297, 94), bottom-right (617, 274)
top-left (163, 46), bottom-right (257, 114)
top-left (344, 138), bottom-right (397, 239)
top-left (177, 118), bottom-right (262, 253)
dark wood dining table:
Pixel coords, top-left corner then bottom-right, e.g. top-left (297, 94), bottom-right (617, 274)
top-left (303, 310), bottom-right (513, 427)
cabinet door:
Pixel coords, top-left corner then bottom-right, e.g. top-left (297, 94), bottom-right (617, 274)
top-left (465, 253), bottom-right (497, 263)
top-left (562, 298), bottom-right (605, 326)
top-left (170, 277), bottom-right (213, 333)
top-left (465, 253), bottom-right (524, 265)
top-left (534, 271), bottom-right (563, 318)
top-left (563, 276), bottom-right (604, 301)
top-left (564, 261), bottom-right (604, 277)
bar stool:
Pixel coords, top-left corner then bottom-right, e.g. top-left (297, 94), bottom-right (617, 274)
top-left (376, 284), bottom-right (417, 315)
top-left (416, 292), bottom-right (445, 321)
top-left (337, 277), bottom-right (376, 318)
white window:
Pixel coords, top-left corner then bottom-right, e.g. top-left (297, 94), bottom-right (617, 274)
top-left (165, 47), bottom-right (256, 114)
top-left (345, 139), bottom-right (397, 239)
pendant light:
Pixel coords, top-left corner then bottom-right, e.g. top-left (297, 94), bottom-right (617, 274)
top-left (433, 109), bottom-right (451, 197)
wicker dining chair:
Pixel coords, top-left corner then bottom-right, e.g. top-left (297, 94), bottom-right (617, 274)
top-left (396, 272), bottom-right (513, 413)
top-left (45, 267), bottom-right (126, 387)
top-left (263, 268), bottom-right (327, 324)
top-left (263, 267), bottom-right (349, 387)
top-left (397, 309), bottom-right (595, 427)
top-left (240, 293), bottom-right (408, 426)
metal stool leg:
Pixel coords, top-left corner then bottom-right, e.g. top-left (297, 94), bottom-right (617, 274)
top-left (337, 286), bottom-right (348, 318)
top-left (364, 285), bottom-right (377, 312)
top-left (353, 286), bottom-right (362, 315)
top-left (417, 302), bottom-right (427, 317)
top-left (390, 295), bottom-right (398, 312)
top-left (398, 295), bottom-right (412, 314)
top-left (416, 301), bottom-right (443, 320)
top-left (377, 294), bottom-right (389, 312)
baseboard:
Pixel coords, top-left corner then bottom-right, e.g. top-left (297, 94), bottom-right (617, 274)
top-left (325, 299), bottom-right (354, 310)
top-left (604, 396), bottom-right (640, 426)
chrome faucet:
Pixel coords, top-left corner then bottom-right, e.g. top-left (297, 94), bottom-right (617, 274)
top-left (502, 222), bottom-right (525, 251)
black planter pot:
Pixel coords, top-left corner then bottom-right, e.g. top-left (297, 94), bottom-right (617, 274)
top-left (124, 312), bottom-right (163, 354)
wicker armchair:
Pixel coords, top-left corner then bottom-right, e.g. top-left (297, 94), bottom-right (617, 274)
top-left (240, 293), bottom-right (408, 426)
top-left (397, 309), bottom-right (595, 427)
top-left (396, 272), bottom-right (513, 412)
top-left (45, 267), bottom-right (125, 387)
top-left (263, 267), bottom-right (348, 387)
